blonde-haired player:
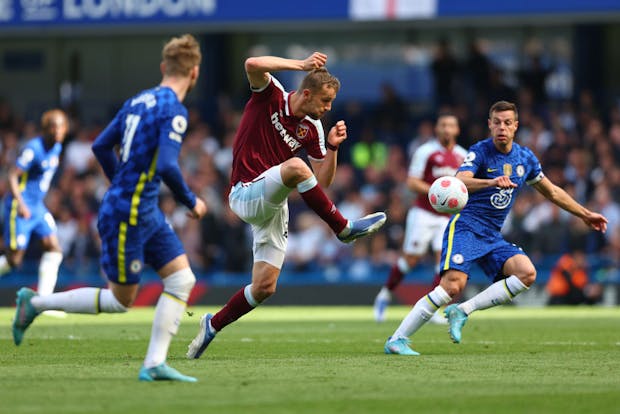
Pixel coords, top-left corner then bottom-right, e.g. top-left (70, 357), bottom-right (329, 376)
top-left (13, 34), bottom-right (207, 382)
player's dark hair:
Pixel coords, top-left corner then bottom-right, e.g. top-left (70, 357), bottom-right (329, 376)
top-left (162, 34), bottom-right (201, 77)
top-left (300, 68), bottom-right (340, 93)
top-left (436, 111), bottom-right (459, 124)
top-left (489, 101), bottom-right (518, 120)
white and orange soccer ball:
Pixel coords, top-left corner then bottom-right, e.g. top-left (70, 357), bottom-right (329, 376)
top-left (428, 176), bottom-right (468, 214)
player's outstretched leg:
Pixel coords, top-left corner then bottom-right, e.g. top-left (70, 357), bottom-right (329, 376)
top-left (337, 212), bottom-right (387, 243)
top-left (12, 287), bottom-right (41, 345)
top-left (373, 287), bottom-right (391, 323)
top-left (138, 363), bottom-right (197, 382)
top-left (428, 310), bottom-right (448, 325)
top-left (384, 336), bottom-right (420, 356)
top-left (444, 304), bottom-right (468, 343)
top-left (186, 313), bottom-right (216, 359)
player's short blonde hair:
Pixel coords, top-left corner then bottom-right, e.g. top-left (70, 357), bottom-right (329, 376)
top-left (41, 109), bottom-right (68, 129)
top-left (162, 34), bottom-right (201, 77)
top-left (300, 68), bottom-right (340, 93)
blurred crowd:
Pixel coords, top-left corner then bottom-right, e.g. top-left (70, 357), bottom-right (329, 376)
top-left (0, 41), bottom-right (619, 285)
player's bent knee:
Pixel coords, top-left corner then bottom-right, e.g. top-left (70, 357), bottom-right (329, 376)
top-left (440, 271), bottom-right (466, 297)
top-left (283, 157), bottom-right (312, 181)
top-left (443, 283), bottom-right (462, 297)
top-left (162, 268), bottom-right (196, 302)
top-left (519, 269), bottom-right (537, 287)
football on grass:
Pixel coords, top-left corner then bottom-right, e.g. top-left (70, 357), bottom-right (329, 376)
top-left (428, 176), bottom-right (468, 214)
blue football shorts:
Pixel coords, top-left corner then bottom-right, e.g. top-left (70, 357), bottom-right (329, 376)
top-left (440, 214), bottom-right (526, 280)
top-left (98, 210), bottom-right (185, 285)
top-left (3, 200), bottom-right (56, 250)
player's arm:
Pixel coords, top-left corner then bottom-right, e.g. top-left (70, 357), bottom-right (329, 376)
top-left (407, 176), bottom-right (430, 195)
top-left (406, 146), bottom-right (431, 194)
top-left (310, 120), bottom-right (347, 188)
top-left (157, 119), bottom-right (206, 219)
top-left (532, 176), bottom-right (607, 232)
top-left (455, 171), bottom-right (517, 193)
top-left (245, 52), bottom-right (327, 90)
top-left (92, 118), bottom-right (122, 182)
top-left (7, 165), bottom-right (30, 218)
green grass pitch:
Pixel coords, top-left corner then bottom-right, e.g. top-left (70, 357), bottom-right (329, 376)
top-left (1, 305), bottom-right (619, 414)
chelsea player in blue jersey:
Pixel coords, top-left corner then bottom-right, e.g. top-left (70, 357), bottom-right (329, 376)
top-left (12, 34), bottom-right (208, 382)
top-left (0, 110), bottom-right (67, 300)
top-left (384, 101), bottom-right (608, 355)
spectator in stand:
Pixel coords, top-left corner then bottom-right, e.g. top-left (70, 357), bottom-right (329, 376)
top-left (565, 148), bottom-right (596, 204)
top-left (64, 128), bottom-right (97, 175)
top-left (546, 244), bottom-right (602, 305)
top-left (465, 40), bottom-right (493, 105)
top-left (518, 54), bottom-right (551, 106)
top-left (374, 83), bottom-right (409, 141)
top-left (431, 38), bottom-right (459, 108)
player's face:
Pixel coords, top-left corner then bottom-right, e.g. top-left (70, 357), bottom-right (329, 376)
top-left (488, 110), bottom-right (518, 146)
top-left (435, 116), bottom-right (459, 146)
top-left (45, 115), bottom-right (68, 144)
top-left (302, 85), bottom-right (336, 120)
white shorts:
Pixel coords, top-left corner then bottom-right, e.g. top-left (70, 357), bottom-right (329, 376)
top-left (228, 165), bottom-right (292, 269)
top-left (402, 207), bottom-right (450, 255)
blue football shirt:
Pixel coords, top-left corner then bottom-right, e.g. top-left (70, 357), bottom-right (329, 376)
top-left (93, 86), bottom-right (195, 225)
top-left (9, 137), bottom-right (62, 214)
top-left (457, 138), bottom-right (544, 233)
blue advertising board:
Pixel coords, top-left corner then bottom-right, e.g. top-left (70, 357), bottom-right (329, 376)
top-left (0, 0), bottom-right (619, 30)
top-left (0, 0), bottom-right (347, 28)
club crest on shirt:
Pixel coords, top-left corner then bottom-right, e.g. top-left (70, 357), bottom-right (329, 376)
top-left (296, 124), bottom-right (309, 139)
top-left (516, 165), bottom-right (525, 177)
top-left (130, 259), bottom-right (143, 274)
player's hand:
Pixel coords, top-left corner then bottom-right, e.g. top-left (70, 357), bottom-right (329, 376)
top-left (17, 202), bottom-right (31, 219)
top-left (187, 198), bottom-right (207, 219)
top-left (327, 120), bottom-right (347, 148)
top-left (302, 52), bottom-right (327, 71)
top-left (493, 175), bottom-right (517, 189)
top-left (582, 211), bottom-right (608, 233)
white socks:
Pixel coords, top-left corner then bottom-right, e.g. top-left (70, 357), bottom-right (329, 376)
top-left (396, 257), bottom-right (410, 274)
top-left (392, 285), bottom-right (452, 339)
top-left (31, 287), bottom-right (127, 314)
top-left (376, 286), bottom-right (391, 302)
top-left (459, 275), bottom-right (528, 315)
top-left (143, 269), bottom-right (196, 368)
top-left (37, 252), bottom-right (63, 296)
top-left (0, 255), bottom-right (11, 276)
top-left (244, 284), bottom-right (260, 306)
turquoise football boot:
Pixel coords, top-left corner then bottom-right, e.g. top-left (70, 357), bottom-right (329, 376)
top-left (384, 336), bottom-right (420, 356)
top-left (12, 287), bottom-right (40, 346)
top-left (444, 304), bottom-right (468, 344)
top-left (138, 363), bottom-right (197, 382)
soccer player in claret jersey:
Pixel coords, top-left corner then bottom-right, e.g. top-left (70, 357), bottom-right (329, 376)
top-left (0, 110), bottom-right (67, 302)
top-left (373, 113), bottom-right (467, 324)
top-left (384, 101), bottom-right (607, 355)
top-left (12, 34), bottom-right (207, 382)
top-left (186, 52), bottom-right (386, 359)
